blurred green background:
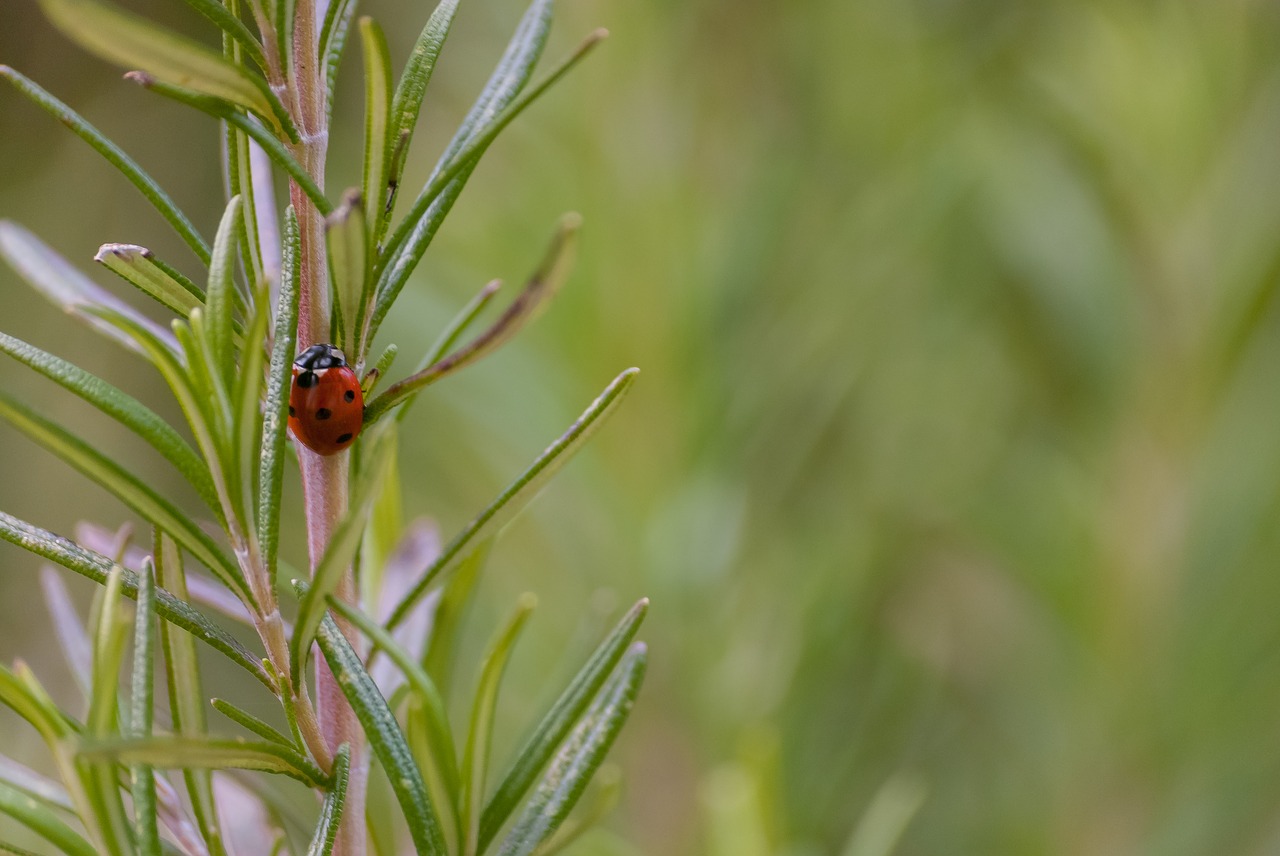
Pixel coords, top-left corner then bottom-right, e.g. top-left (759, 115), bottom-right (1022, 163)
top-left (9, 0), bottom-right (1280, 853)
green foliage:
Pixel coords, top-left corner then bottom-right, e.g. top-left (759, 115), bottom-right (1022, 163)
top-left (0, 0), bottom-right (642, 853)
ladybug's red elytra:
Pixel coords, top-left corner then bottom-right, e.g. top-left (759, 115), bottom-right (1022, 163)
top-left (288, 343), bottom-right (364, 456)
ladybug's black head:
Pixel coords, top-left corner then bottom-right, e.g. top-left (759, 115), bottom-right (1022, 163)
top-left (294, 343), bottom-right (348, 370)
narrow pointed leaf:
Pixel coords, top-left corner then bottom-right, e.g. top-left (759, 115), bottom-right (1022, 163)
top-left (379, 0), bottom-right (461, 239)
top-left (95, 243), bottom-right (204, 317)
top-left (81, 738), bottom-right (327, 788)
top-left (0, 221), bottom-right (178, 353)
top-left (130, 560), bottom-right (160, 853)
top-left (0, 329), bottom-right (219, 513)
top-left (154, 531), bottom-right (227, 855)
top-left (480, 599), bottom-right (647, 849)
top-left (211, 699), bottom-right (296, 749)
top-left (386, 368), bottom-right (639, 630)
top-left (86, 567), bottom-right (136, 856)
top-left (37, 0), bottom-right (293, 138)
top-left (326, 190), bottom-right (369, 358)
top-left (291, 431), bottom-right (394, 681)
top-left (124, 73), bottom-right (328, 213)
top-left (179, 0), bottom-right (267, 72)
top-left (233, 287), bottom-right (272, 536)
top-left (359, 17), bottom-right (393, 237)
top-left (461, 596), bottom-right (535, 856)
top-left (366, 215), bottom-right (579, 424)
top-left (327, 595), bottom-right (459, 802)
top-left (259, 207), bottom-right (301, 585)
top-left (320, 0), bottom-right (359, 108)
top-left (314, 613), bottom-right (447, 854)
top-left (495, 644), bottom-right (647, 856)
top-left (0, 780), bottom-right (96, 856)
top-left (0, 67), bottom-right (210, 263)
top-left (0, 511), bottom-right (271, 688)
top-left (371, 0), bottom-right (555, 335)
top-left (305, 744), bottom-right (351, 856)
top-left (207, 196), bottom-right (244, 384)
top-left (0, 391), bottom-right (249, 602)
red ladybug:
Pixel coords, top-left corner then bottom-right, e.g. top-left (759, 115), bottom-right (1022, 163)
top-left (288, 343), bottom-right (364, 455)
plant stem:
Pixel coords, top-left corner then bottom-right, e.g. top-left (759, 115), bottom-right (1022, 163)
top-left (291, 2), bottom-right (367, 854)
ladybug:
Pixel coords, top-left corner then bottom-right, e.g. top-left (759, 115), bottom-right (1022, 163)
top-left (288, 343), bottom-right (364, 455)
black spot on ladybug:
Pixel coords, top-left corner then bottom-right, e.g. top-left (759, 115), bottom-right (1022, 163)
top-left (344, 389), bottom-right (355, 402)
top-left (336, 433), bottom-right (353, 444)
top-left (296, 371), bottom-right (318, 389)
top-left (288, 405), bottom-right (295, 416)
top-left (315, 408), bottom-right (332, 420)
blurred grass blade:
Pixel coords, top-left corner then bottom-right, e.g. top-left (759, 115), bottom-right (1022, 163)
top-left (326, 190), bottom-right (369, 358)
top-left (0, 512), bottom-right (271, 688)
top-left (36, 566), bottom-right (91, 696)
top-left (423, 540), bottom-right (488, 697)
top-left (0, 221), bottom-right (179, 353)
top-left (496, 644), bottom-right (647, 856)
top-left (0, 757), bottom-right (74, 813)
top-left (0, 67), bottom-right (211, 264)
top-left (376, 31), bottom-right (601, 326)
top-left (81, 738), bottom-right (328, 788)
top-left (124, 74), bottom-right (327, 212)
top-left (461, 596), bottom-right (535, 856)
top-left (86, 567), bottom-right (135, 856)
top-left (95, 243), bottom-right (205, 319)
top-left (372, 0), bottom-right (554, 333)
top-left (305, 744), bottom-right (351, 856)
top-left (366, 216), bottom-right (579, 424)
top-left (314, 613), bottom-right (447, 855)
top-left (212, 699), bottom-right (297, 749)
top-left (359, 17), bottom-right (393, 237)
top-left (480, 599), bottom-right (647, 849)
top-left (37, 0), bottom-right (294, 139)
top-left (842, 775), bottom-right (927, 856)
top-left (206, 196), bottom-right (244, 385)
top-left (379, 0), bottom-right (460, 239)
top-left (259, 207), bottom-right (301, 586)
top-left (326, 595), bottom-right (460, 806)
top-left (154, 532), bottom-right (227, 855)
top-left (0, 780), bottom-right (96, 856)
top-left (386, 368), bottom-right (639, 631)
top-left (179, 0), bottom-right (267, 72)
top-left (291, 430), bottom-right (394, 681)
top-left (0, 391), bottom-right (249, 602)
top-left (130, 560), bottom-right (160, 854)
top-left (0, 329), bottom-right (219, 514)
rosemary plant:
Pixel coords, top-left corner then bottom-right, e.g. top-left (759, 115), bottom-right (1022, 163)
top-left (0, 0), bottom-right (645, 853)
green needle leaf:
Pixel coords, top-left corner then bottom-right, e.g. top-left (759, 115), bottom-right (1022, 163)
top-left (0, 329), bottom-right (219, 514)
top-left (154, 533), bottom-right (228, 856)
top-left (366, 214), bottom-right (580, 424)
top-left (495, 644), bottom-right (647, 856)
top-left (259, 207), bottom-right (301, 587)
top-left (385, 368), bottom-right (639, 631)
top-left (379, 0), bottom-right (460, 241)
top-left (179, 0), bottom-right (268, 73)
top-left (479, 599), bottom-right (648, 850)
top-left (0, 391), bottom-right (249, 602)
top-left (326, 189), bottom-right (370, 358)
top-left (0, 67), bottom-right (210, 264)
top-left (37, 0), bottom-right (292, 139)
top-left (314, 612), bottom-right (447, 855)
top-left (206, 196), bottom-right (244, 385)
top-left (461, 596), bottom-right (536, 856)
top-left (130, 560), bottom-right (160, 854)
top-left (359, 17), bottom-right (394, 240)
top-left (320, 0), bottom-right (359, 110)
top-left (305, 744), bottom-right (351, 856)
top-left (0, 780), bottom-right (96, 856)
top-left (95, 243), bottom-right (204, 318)
top-left (212, 698), bottom-right (297, 749)
top-left (81, 737), bottom-right (328, 788)
top-left (0, 511), bottom-right (272, 690)
top-left (0, 221), bottom-right (179, 354)
top-left (87, 567), bottom-right (135, 856)
top-left (291, 430), bottom-right (394, 682)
